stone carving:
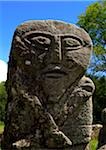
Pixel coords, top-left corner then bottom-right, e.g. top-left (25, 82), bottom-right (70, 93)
top-left (97, 145), bottom-right (106, 150)
top-left (97, 108), bottom-right (106, 149)
top-left (1, 20), bottom-right (95, 150)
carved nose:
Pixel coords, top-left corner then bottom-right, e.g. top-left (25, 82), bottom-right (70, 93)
top-left (52, 48), bottom-right (62, 61)
top-left (51, 37), bottom-right (62, 62)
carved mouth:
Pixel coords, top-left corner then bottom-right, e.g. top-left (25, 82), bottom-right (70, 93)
top-left (42, 69), bottom-right (68, 79)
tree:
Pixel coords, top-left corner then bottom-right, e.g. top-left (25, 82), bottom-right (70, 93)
top-left (77, 0), bottom-right (106, 76)
top-left (89, 75), bottom-right (106, 123)
top-left (0, 82), bottom-right (7, 121)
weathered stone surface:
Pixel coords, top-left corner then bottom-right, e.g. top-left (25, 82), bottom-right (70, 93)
top-left (97, 145), bottom-right (106, 150)
top-left (101, 108), bottom-right (106, 124)
top-left (97, 108), bottom-right (106, 149)
top-left (1, 20), bottom-right (95, 150)
top-left (91, 124), bottom-right (102, 139)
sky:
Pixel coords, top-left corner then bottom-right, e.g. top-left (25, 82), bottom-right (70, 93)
top-left (0, 0), bottom-right (98, 81)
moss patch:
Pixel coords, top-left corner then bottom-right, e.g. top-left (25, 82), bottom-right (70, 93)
top-left (0, 121), bottom-right (4, 134)
top-left (89, 139), bottom-right (98, 150)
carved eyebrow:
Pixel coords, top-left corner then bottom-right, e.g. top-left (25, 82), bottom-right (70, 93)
top-left (22, 31), bottom-right (54, 39)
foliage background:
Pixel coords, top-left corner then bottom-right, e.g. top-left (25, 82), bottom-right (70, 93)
top-left (0, 82), bottom-right (7, 122)
top-left (77, 0), bottom-right (106, 76)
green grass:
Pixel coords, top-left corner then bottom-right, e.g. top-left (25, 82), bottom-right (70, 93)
top-left (89, 138), bottom-right (98, 150)
top-left (0, 122), bottom-right (4, 150)
top-left (0, 121), bottom-right (4, 134)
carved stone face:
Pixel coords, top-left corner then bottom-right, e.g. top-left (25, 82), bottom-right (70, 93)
top-left (12, 20), bottom-right (92, 100)
top-left (2, 21), bottom-right (94, 149)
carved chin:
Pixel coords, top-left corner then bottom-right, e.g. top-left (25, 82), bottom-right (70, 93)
top-left (41, 77), bottom-right (67, 99)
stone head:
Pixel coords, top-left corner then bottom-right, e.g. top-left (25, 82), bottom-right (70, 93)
top-left (9, 20), bottom-right (92, 99)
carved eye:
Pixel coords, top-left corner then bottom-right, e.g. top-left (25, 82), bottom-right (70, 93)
top-left (62, 37), bottom-right (83, 50)
top-left (31, 36), bottom-right (51, 47)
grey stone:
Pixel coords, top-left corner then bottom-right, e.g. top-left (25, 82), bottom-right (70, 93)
top-left (92, 124), bottom-right (102, 139)
top-left (97, 145), bottom-right (106, 150)
top-left (1, 20), bottom-right (95, 150)
top-left (101, 108), bottom-right (106, 124)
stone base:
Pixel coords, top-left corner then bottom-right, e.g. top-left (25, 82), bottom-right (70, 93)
top-left (68, 143), bottom-right (89, 150)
